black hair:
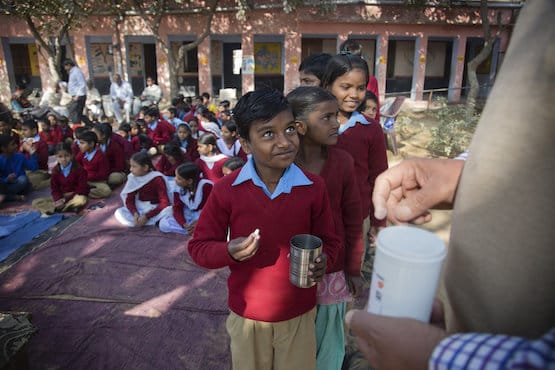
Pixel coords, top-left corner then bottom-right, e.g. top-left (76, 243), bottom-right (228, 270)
top-left (62, 59), bottom-right (76, 67)
top-left (21, 118), bottom-right (38, 131)
top-left (163, 142), bottom-right (185, 162)
top-left (74, 126), bottom-right (89, 139)
top-left (201, 92), bottom-right (210, 100)
top-left (171, 97), bottom-right (182, 107)
top-left (118, 123), bottom-right (131, 134)
top-left (198, 133), bottom-right (218, 153)
top-left (54, 141), bottom-right (73, 155)
top-left (339, 39), bottom-right (363, 56)
top-left (58, 116), bottom-right (69, 125)
top-left (79, 131), bottom-right (98, 145)
top-left (233, 88), bottom-right (290, 140)
top-left (321, 53), bottom-right (369, 90)
top-left (176, 162), bottom-right (200, 182)
top-left (136, 119), bottom-right (146, 127)
top-left (130, 151), bottom-right (154, 169)
top-left (145, 107), bottom-right (159, 118)
top-left (219, 100), bottom-right (230, 108)
top-left (360, 90), bottom-right (379, 114)
top-left (92, 122), bottom-right (112, 142)
top-left (196, 105), bottom-right (217, 123)
top-left (221, 120), bottom-right (238, 134)
top-left (298, 53), bottom-right (333, 83)
top-left (286, 86), bottom-right (337, 122)
top-left (168, 107), bottom-right (178, 116)
top-left (188, 117), bottom-right (199, 126)
top-left (0, 134), bottom-right (14, 151)
top-left (138, 133), bottom-right (152, 149)
top-left (223, 156), bottom-right (245, 172)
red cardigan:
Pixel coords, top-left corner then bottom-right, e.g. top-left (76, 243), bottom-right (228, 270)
top-left (103, 137), bottom-right (126, 173)
top-left (75, 148), bottom-right (110, 182)
top-left (111, 133), bottom-right (133, 162)
top-left (124, 176), bottom-right (170, 219)
top-left (172, 181), bottom-right (213, 226)
top-left (155, 154), bottom-right (184, 177)
top-left (335, 120), bottom-right (388, 228)
top-left (50, 162), bottom-right (89, 201)
top-left (195, 156), bottom-right (228, 183)
top-left (188, 169), bottom-right (341, 322)
top-left (319, 147), bottom-right (363, 276)
top-left (147, 120), bottom-right (172, 146)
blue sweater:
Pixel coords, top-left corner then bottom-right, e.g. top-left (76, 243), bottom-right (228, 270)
top-left (0, 152), bottom-right (38, 183)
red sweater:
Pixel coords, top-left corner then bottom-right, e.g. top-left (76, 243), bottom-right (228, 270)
top-left (124, 176), bottom-right (170, 219)
top-left (147, 120), bottom-right (172, 146)
top-left (130, 135), bottom-right (141, 154)
top-left (155, 154), bottom-right (184, 177)
top-left (318, 147), bottom-right (364, 276)
top-left (75, 149), bottom-right (110, 182)
top-left (40, 130), bottom-right (57, 147)
top-left (195, 155), bottom-right (228, 183)
top-left (172, 181), bottom-right (213, 226)
top-left (188, 169), bottom-right (341, 322)
top-left (102, 137), bottom-right (125, 173)
top-left (335, 120), bottom-right (388, 227)
top-left (50, 162), bottom-right (89, 201)
top-left (20, 138), bottom-right (49, 170)
top-left (111, 133), bottom-right (133, 162)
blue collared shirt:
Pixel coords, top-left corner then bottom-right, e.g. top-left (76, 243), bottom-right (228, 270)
top-left (84, 148), bottom-right (97, 162)
top-left (148, 121), bottom-right (158, 131)
top-left (23, 134), bottom-right (41, 143)
top-left (338, 111), bottom-right (370, 135)
top-left (60, 162), bottom-right (73, 177)
top-left (99, 138), bottom-right (110, 153)
top-left (232, 156), bottom-right (312, 200)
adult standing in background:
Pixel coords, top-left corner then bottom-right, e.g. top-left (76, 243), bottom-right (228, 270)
top-left (110, 74), bottom-right (134, 124)
top-left (63, 59), bottom-right (88, 126)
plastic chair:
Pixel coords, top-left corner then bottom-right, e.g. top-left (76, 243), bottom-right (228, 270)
top-left (379, 96), bottom-right (406, 155)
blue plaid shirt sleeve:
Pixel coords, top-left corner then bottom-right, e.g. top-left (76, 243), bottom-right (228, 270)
top-left (429, 328), bottom-right (555, 370)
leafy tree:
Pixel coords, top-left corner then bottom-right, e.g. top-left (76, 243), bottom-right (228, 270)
top-left (5, 0), bottom-right (95, 82)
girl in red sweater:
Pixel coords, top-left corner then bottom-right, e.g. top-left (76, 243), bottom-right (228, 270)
top-left (32, 142), bottom-right (89, 214)
top-left (171, 123), bottom-right (199, 162)
top-left (114, 152), bottom-right (171, 227)
top-left (321, 53), bottom-right (388, 283)
top-left (154, 142), bottom-right (185, 177)
top-left (159, 162), bottom-right (213, 235)
top-left (194, 133), bottom-right (228, 183)
top-left (288, 86), bottom-right (364, 370)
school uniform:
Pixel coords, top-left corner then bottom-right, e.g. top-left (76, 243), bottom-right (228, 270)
top-left (75, 148), bottom-right (111, 198)
top-left (159, 178), bottom-right (213, 235)
top-left (99, 137), bottom-right (126, 187)
top-left (146, 120), bottom-right (172, 146)
top-left (20, 134), bottom-right (50, 190)
top-left (188, 158), bottom-right (341, 370)
top-left (130, 135), bottom-right (141, 154)
top-left (32, 161), bottom-right (89, 214)
top-left (171, 137), bottom-right (199, 162)
top-left (216, 138), bottom-right (248, 162)
top-left (111, 132), bottom-right (133, 162)
top-left (195, 154), bottom-right (228, 183)
top-left (0, 152), bottom-right (36, 200)
top-left (334, 111), bottom-right (388, 227)
top-left (154, 154), bottom-right (184, 177)
top-left (114, 171), bottom-right (172, 227)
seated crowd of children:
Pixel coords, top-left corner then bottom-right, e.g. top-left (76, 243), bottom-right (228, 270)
top-left (0, 99), bottom-right (246, 237)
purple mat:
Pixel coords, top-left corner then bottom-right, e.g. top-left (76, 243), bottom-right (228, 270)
top-left (0, 195), bottom-right (231, 369)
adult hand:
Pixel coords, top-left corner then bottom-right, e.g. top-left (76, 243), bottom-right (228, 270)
top-left (345, 309), bottom-right (447, 370)
top-left (372, 158), bottom-right (464, 225)
top-left (227, 229), bottom-right (260, 261)
top-left (308, 253), bottom-right (327, 283)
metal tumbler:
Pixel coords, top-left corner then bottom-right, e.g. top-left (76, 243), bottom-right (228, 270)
top-left (289, 234), bottom-right (323, 288)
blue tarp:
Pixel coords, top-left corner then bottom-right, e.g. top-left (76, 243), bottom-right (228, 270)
top-left (0, 211), bottom-right (63, 262)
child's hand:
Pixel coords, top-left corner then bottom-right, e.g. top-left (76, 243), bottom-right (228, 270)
top-left (7, 173), bottom-right (16, 182)
top-left (185, 221), bottom-right (197, 235)
top-left (227, 229), bottom-right (260, 262)
top-left (308, 253), bottom-right (327, 284)
top-left (54, 198), bottom-right (65, 210)
top-left (135, 215), bottom-right (148, 227)
top-left (346, 275), bottom-right (365, 298)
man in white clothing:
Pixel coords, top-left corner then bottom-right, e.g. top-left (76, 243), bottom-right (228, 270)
top-left (63, 59), bottom-right (87, 125)
top-left (132, 76), bottom-right (162, 115)
top-left (85, 80), bottom-right (103, 121)
top-left (110, 74), bottom-right (134, 124)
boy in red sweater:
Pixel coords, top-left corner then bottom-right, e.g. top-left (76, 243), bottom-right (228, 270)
top-left (188, 88), bottom-right (341, 370)
top-left (75, 131), bottom-right (111, 198)
top-left (20, 119), bottom-right (50, 190)
top-left (32, 142), bottom-right (89, 214)
top-left (144, 107), bottom-right (172, 151)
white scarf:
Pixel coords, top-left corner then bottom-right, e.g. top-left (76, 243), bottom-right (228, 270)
top-left (176, 178), bottom-right (214, 211)
top-left (120, 171), bottom-right (167, 204)
top-left (199, 154), bottom-right (227, 170)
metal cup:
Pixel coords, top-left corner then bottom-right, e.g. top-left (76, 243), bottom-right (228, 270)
top-left (289, 234), bottom-right (323, 288)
